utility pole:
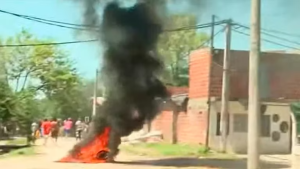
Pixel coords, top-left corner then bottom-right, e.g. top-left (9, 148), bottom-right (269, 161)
top-left (205, 15), bottom-right (216, 148)
top-left (220, 19), bottom-right (232, 153)
top-left (92, 69), bottom-right (99, 117)
top-left (248, 0), bottom-right (261, 168)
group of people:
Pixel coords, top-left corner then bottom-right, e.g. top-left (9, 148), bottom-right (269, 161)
top-left (31, 117), bottom-right (89, 145)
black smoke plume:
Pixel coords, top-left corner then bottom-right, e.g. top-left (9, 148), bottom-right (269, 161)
top-left (70, 0), bottom-right (169, 159)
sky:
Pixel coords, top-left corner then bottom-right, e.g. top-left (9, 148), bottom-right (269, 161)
top-left (0, 0), bottom-right (299, 79)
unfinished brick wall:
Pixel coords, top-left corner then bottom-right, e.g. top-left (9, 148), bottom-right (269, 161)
top-left (176, 110), bottom-right (208, 144)
top-left (151, 111), bottom-right (173, 142)
top-left (151, 48), bottom-right (211, 144)
top-left (189, 48), bottom-right (211, 98)
top-left (151, 110), bottom-right (207, 144)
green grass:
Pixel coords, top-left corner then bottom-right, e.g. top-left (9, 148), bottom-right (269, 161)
top-left (120, 142), bottom-right (211, 157)
top-left (0, 137), bottom-right (36, 159)
top-left (120, 143), bottom-right (238, 159)
top-left (0, 147), bottom-right (36, 159)
top-left (6, 138), bottom-right (27, 145)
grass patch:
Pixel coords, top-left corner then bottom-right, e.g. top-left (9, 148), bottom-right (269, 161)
top-left (120, 142), bottom-right (211, 157)
top-left (0, 147), bottom-right (36, 159)
top-left (120, 143), bottom-right (238, 159)
top-left (5, 138), bottom-right (27, 145)
top-left (5, 147), bottom-right (35, 156)
top-left (0, 137), bottom-right (35, 159)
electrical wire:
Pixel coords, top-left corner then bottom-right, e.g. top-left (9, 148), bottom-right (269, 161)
top-left (0, 9), bottom-right (227, 33)
top-left (213, 16), bottom-right (300, 50)
top-left (232, 29), bottom-right (299, 50)
top-left (0, 9), bottom-right (96, 28)
top-left (0, 21), bottom-right (227, 47)
top-left (215, 15), bottom-right (300, 39)
top-left (164, 20), bottom-right (227, 32)
top-left (196, 26), bottom-right (226, 48)
top-left (261, 27), bottom-right (300, 38)
top-left (0, 39), bottom-right (98, 47)
top-left (232, 23), bottom-right (300, 46)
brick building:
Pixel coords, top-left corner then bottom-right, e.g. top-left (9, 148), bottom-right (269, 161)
top-left (151, 48), bottom-right (300, 154)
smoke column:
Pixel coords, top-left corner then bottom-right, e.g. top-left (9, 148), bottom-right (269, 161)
top-left (71, 0), bottom-right (169, 159)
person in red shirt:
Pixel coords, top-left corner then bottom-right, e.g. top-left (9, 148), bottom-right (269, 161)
top-left (42, 119), bottom-right (52, 145)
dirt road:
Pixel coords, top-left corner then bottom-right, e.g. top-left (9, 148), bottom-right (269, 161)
top-left (0, 138), bottom-right (292, 169)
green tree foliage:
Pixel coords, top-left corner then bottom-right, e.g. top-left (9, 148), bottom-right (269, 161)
top-left (12, 89), bottom-right (42, 135)
top-left (158, 14), bottom-right (209, 86)
top-left (0, 39), bottom-right (15, 123)
top-left (0, 80), bottom-right (15, 122)
top-left (0, 29), bottom-right (92, 135)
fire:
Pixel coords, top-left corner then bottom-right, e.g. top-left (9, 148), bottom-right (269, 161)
top-left (58, 127), bottom-right (111, 163)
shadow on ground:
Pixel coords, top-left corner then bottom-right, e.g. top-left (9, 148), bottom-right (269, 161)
top-left (116, 157), bottom-right (290, 169)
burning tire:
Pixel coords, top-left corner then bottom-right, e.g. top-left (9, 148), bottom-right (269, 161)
top-left (96, 150), bottom-right (109, 160)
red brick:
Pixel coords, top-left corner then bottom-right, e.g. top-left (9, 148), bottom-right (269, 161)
top-left (152, 49), bottom-right (300, 145)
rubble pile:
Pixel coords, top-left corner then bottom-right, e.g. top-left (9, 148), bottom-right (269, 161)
top-left (121, 130), bottom-right (162, 144)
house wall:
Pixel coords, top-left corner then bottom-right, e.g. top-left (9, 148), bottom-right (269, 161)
top-left (150, 48), bottom-right (299, 152)
top-left (209, 101), bottom-right (291, 154)
top-left (151, 98), bottom-right (208, 144)
top-left (211, 49), bottom-right (300, 100)
top-left (189, 48), bottom-right (211, 98)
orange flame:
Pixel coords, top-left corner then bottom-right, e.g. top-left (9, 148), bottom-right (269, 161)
top-left (58, 127), bottom-right (111, 163)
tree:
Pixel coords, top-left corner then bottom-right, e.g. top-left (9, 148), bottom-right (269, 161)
top-left (158, 14), bottom-right (209, 86)
top-left (0, 39), bottom-right (16, 123)
top-left (0, 29), bottom-right (85, 133)
top-left (0, 79), bottom-right (15, 122)
top-left (12, 88), bottom-right (42, 135)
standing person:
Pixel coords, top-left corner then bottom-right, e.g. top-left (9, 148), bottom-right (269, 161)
top-left (41, 119), bottom-right (52, 146)
top-left (82, 121), bottom-right (89, 138)
top-left (31, 121), bottom-right (38, 144)
top-left (63, 119), bottom-right (67, 137)
top-left (38, 120), bottom-right (43, 138)
top-left (50, 118), bottom-right (59, 143)
top-left (57, 119), bottom-right (63, 136)
top-left (64, 118), bottom-right (73, 138)
top-left (75, 118), bottom-right (83, 141)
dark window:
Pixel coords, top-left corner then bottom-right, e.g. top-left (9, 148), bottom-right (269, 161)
top-left (233, 114), bottom-right (270, 137)
top-left (233, 114), bottom-right (248, 132)
top-left (216, 112), bottom-right (221, 135)
top-left (261, 115), bottom-right (271, 137)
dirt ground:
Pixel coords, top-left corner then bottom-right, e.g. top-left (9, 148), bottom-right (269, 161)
top-left (0, 138), bottom-right (292, 169)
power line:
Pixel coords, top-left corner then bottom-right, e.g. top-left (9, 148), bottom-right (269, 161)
top-left (0, 9), bottom-right (96, 28)
top-left (164, 20), bottom-right (227, 32)
top-left (214, 16), bottom-right (300, 50)
top-left (0, 21), bottom-right (227, 47)
top-left (261, 27), bottom-right (300, 38)
top-left (0, 9), bottom-right (227, 32)
top-left (196, 26), bottom-right (226, 48)
top-left (0, 39), bottom-right (98, 47)
top-left (215, 15), bottom-right (300, 38)
top-left (22, 17), bottom-right (97, 31)
top-left (232, 23), bottom-right (300, 46)
top-left (232, 29), bottom-right (299, 50)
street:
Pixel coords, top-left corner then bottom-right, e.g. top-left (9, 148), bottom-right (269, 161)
top-left (0, 138), bottom-right (293, 169)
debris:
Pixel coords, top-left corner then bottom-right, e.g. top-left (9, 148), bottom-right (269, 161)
top-left (122, 130), bottom-right (162, 143)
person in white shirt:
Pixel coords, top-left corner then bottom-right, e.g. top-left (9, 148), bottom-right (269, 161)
top-left (75, 118), bottom-right (84, 141)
